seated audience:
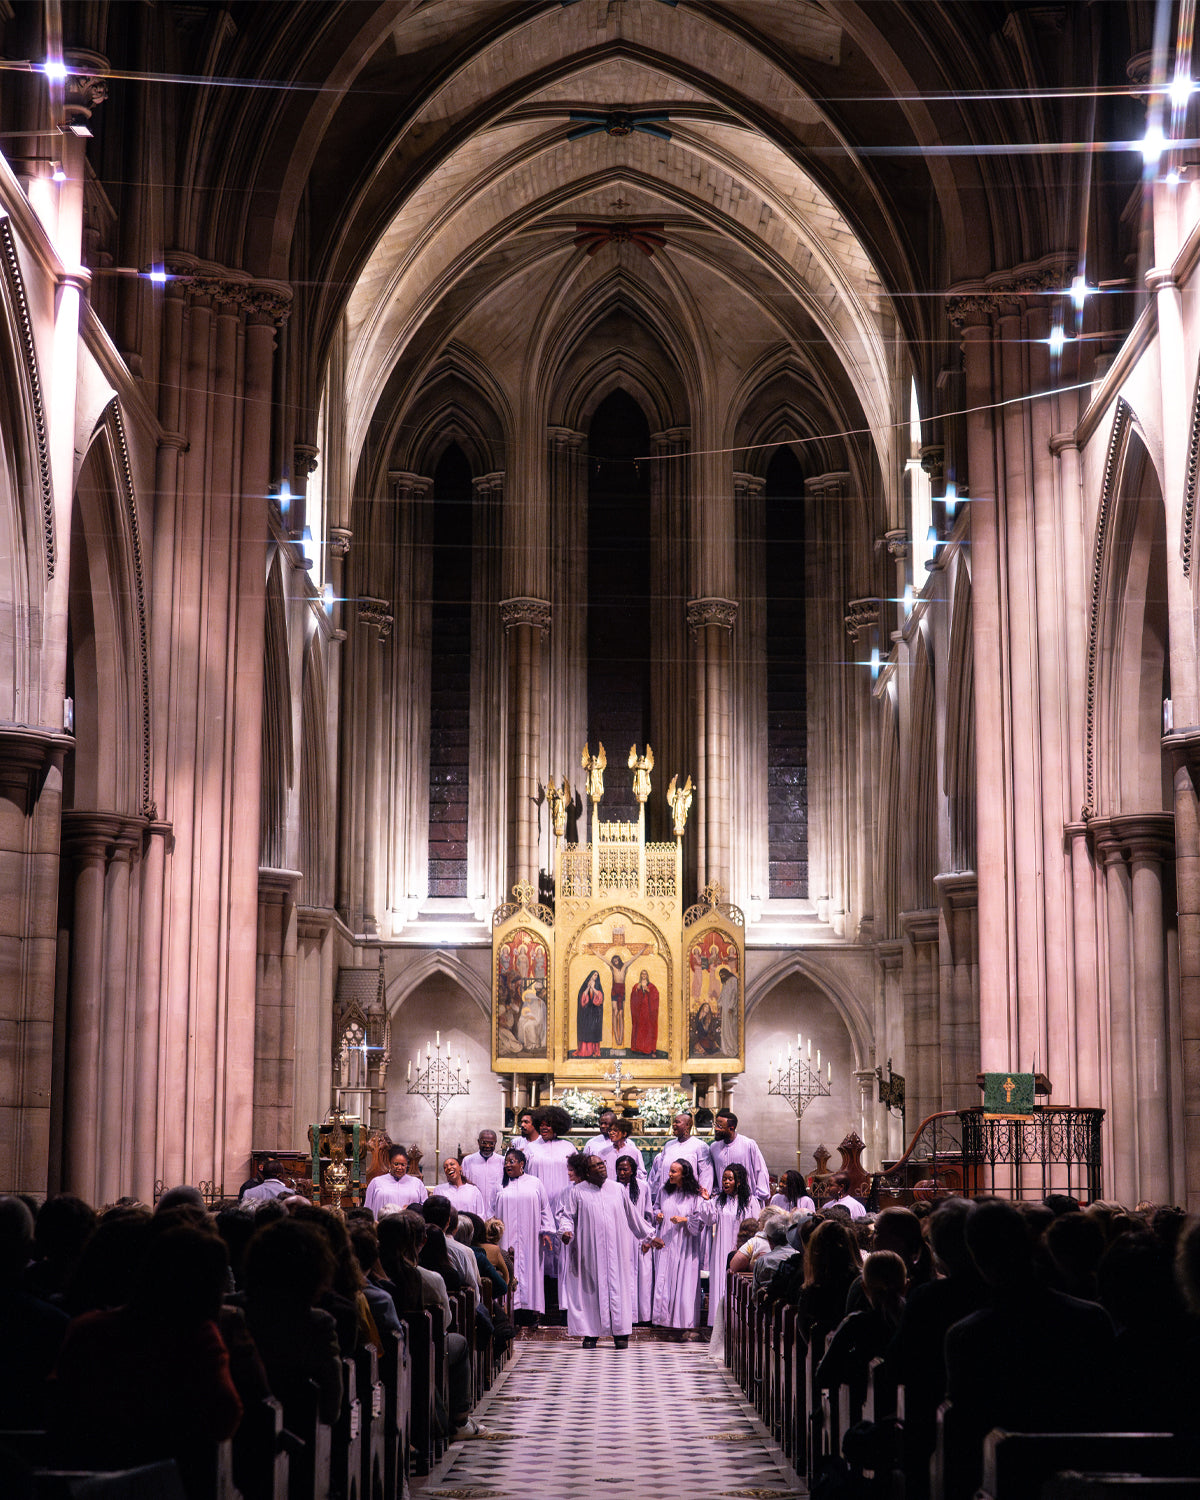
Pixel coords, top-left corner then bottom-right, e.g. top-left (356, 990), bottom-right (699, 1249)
top-left (0, 1196), bottom-right (69, 1428)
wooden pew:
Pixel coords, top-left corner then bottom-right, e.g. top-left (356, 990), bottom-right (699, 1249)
top-left (231, 1396), bottom-right (291, 1500)
top-left (286, 1379), bottom-right (332, 1500)
top-left (353, 1346), bottom-right (387, 1500)
top-left (400, 1312), bottom-right (435, 1478)
top-left (377, 1325), bottom-right (410, 1500)
top-left (426, 1304), bottom-right (449, 1464)
top-left (977, 1431), bottom-right (1200, 1500)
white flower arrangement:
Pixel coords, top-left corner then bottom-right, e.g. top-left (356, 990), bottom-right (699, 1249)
top-left (637, 1085), bottom-right (691, 1128)
top-left (558, 1087), bottom-right (604, 1125)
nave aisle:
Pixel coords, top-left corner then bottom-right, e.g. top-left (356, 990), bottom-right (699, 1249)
top-left (416, 1337), bottom-right (803, 1498)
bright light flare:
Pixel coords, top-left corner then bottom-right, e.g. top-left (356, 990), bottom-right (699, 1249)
top-left (1070, 275), bottom-right (1089, 311)
top-left (1170, 72), bottom-right (1194, 111)
top-left (50, 161), bottom-right (66, 182)
top-left (1142, 123), bottom-right (1167, 166)
top-left (1048, 324), bottom-right (1066, 357)
top-left (41, 60), bottom-right (67, 83)
top-left (870, 647), bottom-right (880, 680)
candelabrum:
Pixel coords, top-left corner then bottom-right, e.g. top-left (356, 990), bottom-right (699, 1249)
top-left (406, 1032), bottom-right (470, 1173)
top-left (769, 1033), bottom-right (832, 1171)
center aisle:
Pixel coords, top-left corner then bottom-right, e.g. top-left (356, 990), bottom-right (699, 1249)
top-left (416, 1337), bottom-right (804, 1498)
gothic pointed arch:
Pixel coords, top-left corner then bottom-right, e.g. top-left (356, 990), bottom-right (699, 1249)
top-left (744, 950), bottom-right (873, 1071)
top-left (261, 550), bottom-right (293, 870)
top-left (386, 950), bottom-right (492, 1021)
top-left (943, 557), bottom-right (975, 873)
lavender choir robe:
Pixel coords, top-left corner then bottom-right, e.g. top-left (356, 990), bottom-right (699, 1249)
top-left (709, 1134), bottom-right (770, 1202)
top-left (768, 1191), bottom-right (816, 1215)
top-left (498, 1173), bottom-right (555, 1314)
top-left (599, 1142), bottom-right (647, 1183)
top-left (648, 1138), bottom-right (714, 1206)
top-left (364, 1172), bottom-right (428, 1219)
top-left (526, 1137), bottom-right (575, 1278)
top-left (462, 1151), bottom-right (505, 1216)
top-left (618, 1179), bottom-right (656, 1323)
top-left (649, 1189), bottom-right (706, 1329)
top-left (694, 1191), bottom-right (763, 1325)
top-left (429, 1180), bottom-right (487, 1219)
top-left (556, 1180), bottom-right (651, 1338)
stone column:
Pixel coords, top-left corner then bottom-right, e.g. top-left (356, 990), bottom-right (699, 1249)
top-left (501, 598), bottom-right (551, 890)
top-left (471, 474), bottom-right (507, 910)
top-left (1091, 822), bottom-right (1136, 1205)
top-left (733, 472), bottom-right (767, 911)
top-left (356, 599), bottom-right (393, 933)
top-left (0, 732), bottom-right (69, 1196)
top-left (652, 430), bottom-right (691, 851)
top-left (255, 867), bottom-right (303, 1151)
top-left (59, 816), bottom-right (111, 1199)
top-left (853, 1068), bottom-right (879, 1169)
top-left (900, 909), bottom-right (941, 1128)
top-left (935, 871), bottom-right (980, 1111)
top-left (875, 939), bottom-right (906, 1158)
top-left (686, 598), bottom-right (738, 892)
top-left (546, 432), bottom-right (586, 819)
top-left (1125, 817), bottom-right (1177, 1204)
top-left (97, 819), bottom-right (142, 1206)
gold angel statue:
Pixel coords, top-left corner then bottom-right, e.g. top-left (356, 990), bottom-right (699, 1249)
top-left (545, 776), bottom-right (571, 840)
top-left (667, 773), bottom-right (694, 837)
top-left (628, 743), bottom-right (654, 804)
top-left (581, 742), bottom-right (607, 802)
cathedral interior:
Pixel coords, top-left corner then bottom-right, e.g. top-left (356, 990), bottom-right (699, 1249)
top-left (1, 0), bottom-right (1198, 1211)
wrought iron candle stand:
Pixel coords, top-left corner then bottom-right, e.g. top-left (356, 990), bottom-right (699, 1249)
top-left (406, 1032), bottom-right (470, 1174)
top-left (768, 1034), bottom-right (832, 1170)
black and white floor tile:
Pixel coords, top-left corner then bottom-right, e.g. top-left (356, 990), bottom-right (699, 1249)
top-left (416, 1337), bottom-right (803, 1498)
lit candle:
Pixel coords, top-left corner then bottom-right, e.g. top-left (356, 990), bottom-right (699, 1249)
top-left (436, 1030), bottom-right (440, 1049)
top-left (827, 1060), bottom-right (831, 1084)
top-left (787, 1040), bottom-right (792, 1061)
top-left (807, 1039), bottom-right (812, 1060)
top-left (427, 1041), bottom-right (431, 1060)
top-left (817, 1048), bottom-right (821, 1070)
top-left (407, 1060), bottom-right (411, 1081)
top-left (797, 1032), bottom-right (802, 1052)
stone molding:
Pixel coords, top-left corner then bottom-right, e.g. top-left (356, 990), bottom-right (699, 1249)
top-left (357, 597), bottom-right (394, 639)
top-left (328, 527), bottom-right (352, 558)
top-left (686, 597), bottom-right (739, 634)
top-left (0, 215), bottom-right (55, 578)
top-left (258, 867), bottom-right (304, 903)
top-left (875, 938), bottom-right (905, 971)
top-left (105, 399), bottom-right (154, 818)
top-left (946, 253), bottom-right (1076, 328)
top-left (500, 596), bottom-right (552, 633)
top-left (297, 904), bottom-right (335, 941)
top-left (0, 727), bottom-right (73, 811)
top-left (1088, 812), bottom-right (1176, 866)
top-left (900, 907), bottom-right (941, 945)
top-left (845, 597), bottom-right (880, 640)
top-left (164, 254), bottom-right (292, 325)
top-left (60, 809), bottom-right (147, 864)
top-left (293, 444), bottom-right (319, 478)
top-left (934, 870), bottom-right (978, 910)
top-left (1083, 398), bottom-right (1133, 818)
top-left (1184, 358), bottom-right (1200, 579)
top-left (883, 529), bottom-right (910, 560)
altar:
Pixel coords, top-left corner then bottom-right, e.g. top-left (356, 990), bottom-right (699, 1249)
top-left (491, 743), bottom-right (745, 1104)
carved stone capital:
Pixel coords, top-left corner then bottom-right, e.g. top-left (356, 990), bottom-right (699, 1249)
top-left (328, 527), bottom-right (352, 558)
top-left (686, 597), bottom-right (739, 634)
top-left (919, 445), bottom-right (944, 483)
top-left (163, 256), bottom-right (293, 324)
top-left (358, 597), bottom-right (394, 640)
top-left (947, 255), bottom-right (1077, 328)
top-left (500, 597), bottom-right (552, 634)
top-left (1145, 267), bottom-right (1177, 296)
top-left (845, 598), bottom-right (881, 641)
top-left (883, 529), bottom-right (910, 560)
top-left (64, 51), bottom-right (109, 122)
top-left (1089, 812), bottom-right (1175, 867)
top-left (294, 444), bottom-right (319, 478)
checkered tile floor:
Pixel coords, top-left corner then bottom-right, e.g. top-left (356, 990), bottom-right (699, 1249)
top-left (415, 1338), bottom-right (803, 1498)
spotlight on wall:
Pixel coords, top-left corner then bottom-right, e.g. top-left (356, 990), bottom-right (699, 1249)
top-left (903, 583), bottom-right (914, 617)
top-left (870, 646), bottom-right (880, 681)
top-left (42, 60), bottom-right (68, 83)
top-left (1170, 71), bottom-right (1194, 110)
top-left (1070, 275), bottom-right (1089, 311)
top-left (1048, 324), bottom-right (1065, 358)
top-left (278, 480), bottom-right (291, 518)
top-left (944, 481), bottom-right (957, 519)
top-left (144, 268), bottom-right (168, 284)
top-left (323, 582), bottom-right (335, 612)
top-left (50, 161), bottom-right (66, 182)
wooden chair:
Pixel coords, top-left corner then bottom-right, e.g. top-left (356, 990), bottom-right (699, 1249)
top-left (329, 1357), bottom-right (362, 1500)
top-left (426, 1304), bottom-right (449, 1464)
top-left (377, 1325), bottom-right (410, 1500)
top-left (978, 1431), bottom-right (1200, 1500)
top-left (231, 1396), bottom-right (291, 1500)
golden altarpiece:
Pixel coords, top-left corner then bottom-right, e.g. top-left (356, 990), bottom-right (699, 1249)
top-left (491, 746), bottom-right (746, 1098)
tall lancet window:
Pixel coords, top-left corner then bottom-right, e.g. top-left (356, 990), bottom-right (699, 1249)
top-left (428, 444), bottom-right (473, 896)
top-left (765, 446), bottom-right (808, 898)
top-left (586, 390), bottom-right (652, 822)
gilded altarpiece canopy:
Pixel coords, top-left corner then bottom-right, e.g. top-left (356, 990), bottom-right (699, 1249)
top-left (490, 746), bottom-right (745, 1087)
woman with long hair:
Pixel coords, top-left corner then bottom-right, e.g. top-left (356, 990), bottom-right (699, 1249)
top-left (499, 1148), bottom-right (556, 1322)
top-left (614, 1155), bottom-right (655, 1324)
top-left (797, 1217), bottom-right (861, 1343)
top-left (694, 1163), bottom-right (763, 1332)
top-left (769, 1169), bottom-right (816, 1216)
top-left (648, 1159), bottom-right (707, 1332)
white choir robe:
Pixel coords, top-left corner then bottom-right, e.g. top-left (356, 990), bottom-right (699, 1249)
top-left (618, 1180), bottom-right (656, 1322)
top-left (649, 1190), bottom-right (706, 1329)
top-left (709, 1134), bottom-right (770, 1202)
top-left (694, 1192), bottom-right (763, 1326)
top-left (599, 1142), bottom-right (646, 1183)
top-left (554, 1181), bottom-right (586, 1332)
top-left (768, 1191), bottom-right (816, 1216)
top-left (648, 1137), bottom-right (714, 1206)
top-left (429, 1180), bottom-right (487, 1220)
top-left (462, 1151), bottom-right (505, 1216)
top-left (364, 1172), bottom-right (428, 1219)
top-left (498, 1173), bottom-right (556, 1314)
top-left (526, 1137), bottom-right (575, 1278)
top-left (556, 1180), bottom-right (650, 1338)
